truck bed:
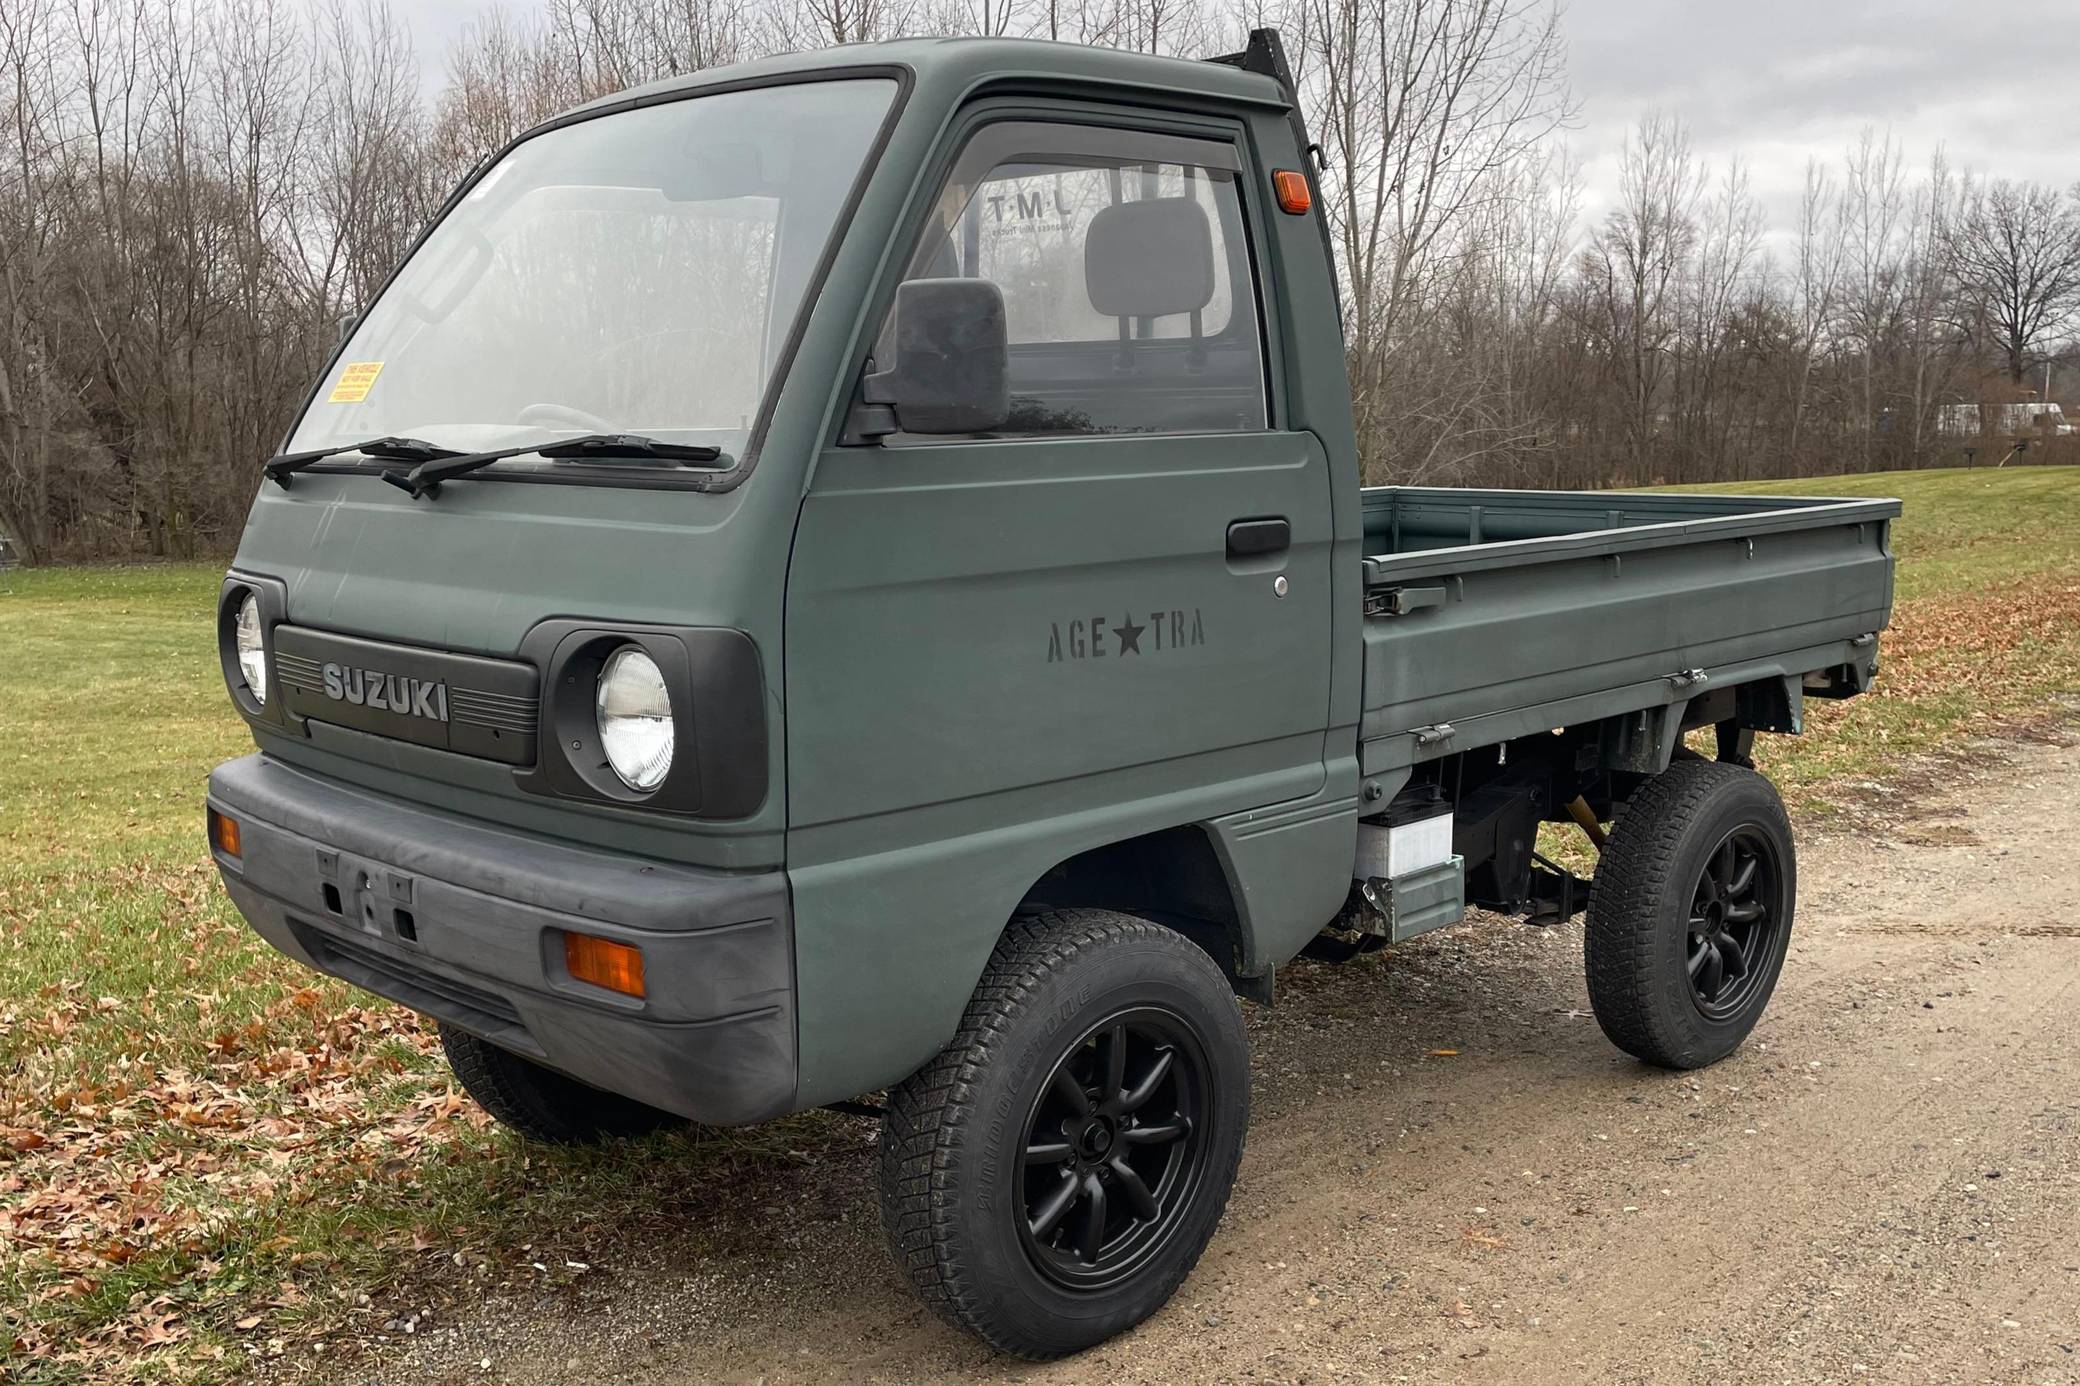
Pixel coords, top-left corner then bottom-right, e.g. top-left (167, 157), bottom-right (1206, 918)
top-left (1356, 486), bottom-right (1901, 777)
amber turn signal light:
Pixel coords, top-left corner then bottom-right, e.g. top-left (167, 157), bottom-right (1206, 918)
top-left (564, 932), bottom-right (646, 998)
top-left (1272, 168), bottom-right (1312, 215)
top-left (208, 808), bottom-right (242, 859)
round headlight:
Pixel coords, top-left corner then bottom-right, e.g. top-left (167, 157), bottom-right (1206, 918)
top-left (235, 593), bottom-right (268, 705)
top-left (596, 647), bottom-right (673, 791)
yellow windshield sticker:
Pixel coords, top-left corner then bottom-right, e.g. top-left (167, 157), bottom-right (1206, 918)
top-left (328, 361), bottom-right (384, 403)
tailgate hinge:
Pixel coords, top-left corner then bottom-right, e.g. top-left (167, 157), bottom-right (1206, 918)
top-left (1365, 584), bottom-right (1448, 618)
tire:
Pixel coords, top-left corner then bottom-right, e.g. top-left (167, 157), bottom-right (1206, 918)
top-left (438, 1023), bottom-right (683, 1144)
top-left (1585, 760), bottom-right (1797, 1070)
top-left (879, 910), bottom-right (1249, 1358)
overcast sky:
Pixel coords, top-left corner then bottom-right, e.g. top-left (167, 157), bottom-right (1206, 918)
top-left (391, 0), bottom-right (2078, 233)
top-left (1563, 0), bottom-right (2079, 224)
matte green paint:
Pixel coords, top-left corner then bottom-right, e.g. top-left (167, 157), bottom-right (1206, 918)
top-left (219, 37), bottom-right (1900, 1116)
top-left (786, 424), bottom-right (1339, 1100)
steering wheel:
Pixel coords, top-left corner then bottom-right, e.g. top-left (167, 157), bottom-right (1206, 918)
top-left (517, 401), bottom-right (613, 433)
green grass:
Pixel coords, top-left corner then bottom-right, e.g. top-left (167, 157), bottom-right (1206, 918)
top-left (1, 568), bottom-right (268, 1074)
top-left (2, 466), bottom-right (2077, 1381)
top-left (1660, 465), bottom-right (2080, 606)
top-left (0, 566), bottom-right (865, 1382)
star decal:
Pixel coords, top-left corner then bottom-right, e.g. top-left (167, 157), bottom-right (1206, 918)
top-left (1113, 612), bottom-right (1145, 655)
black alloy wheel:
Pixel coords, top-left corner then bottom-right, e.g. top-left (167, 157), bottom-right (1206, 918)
top-left (1586, 759), bottom-right (1798, 1070)
top-left (879, 909), bottom-right (1249, 1358)
top-left (1685, 826), bottom-right (1788, 1020)
top-left (1016, 1008), bottom-right (1212, 1291)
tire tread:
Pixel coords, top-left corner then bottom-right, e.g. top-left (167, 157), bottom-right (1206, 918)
top-left (1585, 760), bottom-right (1792, 1069)
top-left (878, 909), bottom-right (1242, 1358)
top-left (439, 1023), bottom-right (680, 1145)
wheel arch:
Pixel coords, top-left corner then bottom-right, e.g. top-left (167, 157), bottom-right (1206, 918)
top-left (787, 765), bottom-right (1354, 1108)
top-left (1598, 673), bottom-right (1808, 776)
top-left (1014, 824), bottom-right (1248, 986)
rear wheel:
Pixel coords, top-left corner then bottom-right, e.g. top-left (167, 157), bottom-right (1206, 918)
top-left (879, 910), bottom-right (1248, 1358)
top-left (438, 1023), bottom-right (683, 1144)
top-left (1585, 760), bottom-right (1796, 1069)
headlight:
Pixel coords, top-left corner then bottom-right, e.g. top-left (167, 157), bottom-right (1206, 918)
top-left (235, 593), bottom-right (268, 705)
top-left (596, 646), bottom-right (673, 791)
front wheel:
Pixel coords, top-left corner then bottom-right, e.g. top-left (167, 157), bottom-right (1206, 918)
top-left (439, 1023), bottom-right (683, 1144)
top-left (1585, 760), bottom-right (1797, 1069)
top-left (879, 910), bottom-right (1249, 1358)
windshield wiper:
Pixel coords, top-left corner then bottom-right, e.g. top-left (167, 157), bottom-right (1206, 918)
top-left (383, 434), bottom-right (727, 500)
top-left (263, 437), bottom-right (463, 488)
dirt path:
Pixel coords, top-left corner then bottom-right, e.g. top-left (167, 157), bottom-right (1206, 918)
top-left (360, 737), bottom-right (2080, 1385)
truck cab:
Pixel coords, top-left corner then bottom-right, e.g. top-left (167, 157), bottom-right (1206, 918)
top-left (207, 32), bottom-right (1896, 1357)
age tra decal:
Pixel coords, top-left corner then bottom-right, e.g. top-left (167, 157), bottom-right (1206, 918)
top-left (1047, 609), bottom-right (1206, 662)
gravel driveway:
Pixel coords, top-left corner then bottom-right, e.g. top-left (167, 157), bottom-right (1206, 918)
top-left (334, 735), bottom-right (2080, 1385)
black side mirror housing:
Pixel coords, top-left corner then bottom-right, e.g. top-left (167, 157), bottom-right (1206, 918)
top-left (858, 279), bottom-right (1009, 436)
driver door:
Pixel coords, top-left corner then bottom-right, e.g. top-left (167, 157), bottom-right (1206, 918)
top-left (782, 110), bottom-right (1337, 1087)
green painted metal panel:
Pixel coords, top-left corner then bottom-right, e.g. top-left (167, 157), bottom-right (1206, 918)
top-left (1355, 487), bottom-right (1898, 769)
top-left (1202, 758), bottom-right (1364, 973)
top-left (785, 425), bottom-right (1338, 1103)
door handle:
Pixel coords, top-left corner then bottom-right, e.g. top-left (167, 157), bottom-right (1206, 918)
top-left (1226, 517), bottom-right (1290, 559)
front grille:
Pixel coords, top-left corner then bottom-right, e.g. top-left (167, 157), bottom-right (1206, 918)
top-left (273, 625), bottom-right (539, 766)
top-left (448, 688), bottom-right (538, 735)
top-left (276, 650), bottom-right (327, 695)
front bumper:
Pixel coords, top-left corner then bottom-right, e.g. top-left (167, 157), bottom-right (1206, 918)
top-left (206, 754), bottom-right (796, 1125)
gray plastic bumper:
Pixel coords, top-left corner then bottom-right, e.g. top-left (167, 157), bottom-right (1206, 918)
top-left (206, 754), bottom-right (795, 1125)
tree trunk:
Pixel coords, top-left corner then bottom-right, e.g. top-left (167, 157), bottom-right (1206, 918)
top-left (0, 346), bottom-right (42, 565)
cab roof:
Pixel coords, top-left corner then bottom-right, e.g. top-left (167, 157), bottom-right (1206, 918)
top-left (554, 36), bottom-right (1289, 131)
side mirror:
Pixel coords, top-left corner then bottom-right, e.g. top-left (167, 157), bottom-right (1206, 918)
top-left (860, 279), bottom-right (1008, 435)
top-left (334, 312), bottom-right (360, 346)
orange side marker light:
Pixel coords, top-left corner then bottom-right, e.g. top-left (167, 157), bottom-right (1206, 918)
top-left (564, 932), bottom-right (646, 998)
top-left (1272, 169), bottom-right (1313, 215)
top-left (208, 808), bottom-right (242, 859)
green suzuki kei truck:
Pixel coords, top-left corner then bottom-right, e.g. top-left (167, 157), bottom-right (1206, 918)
top-left (206, 31), bottom-right (1899, 1356)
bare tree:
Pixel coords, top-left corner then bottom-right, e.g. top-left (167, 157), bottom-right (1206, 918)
top-left (1781, 158), bottom-right (1845, 464)
top-left (1838, 128), bottom-right (1907, 466)
top-left (1946, 177), bottom-right (2080, 385)
top-left (0, 0), bottom-right (59, 560)
top-left (1281, 0), bottom-right (1574, 479)
top-left (1574, 113), bottom-right (1701, 481)
top-left (776, 0), bottom-right (923, 46)
top-left (1892, 150), bottom-right (1967, 460)
top-left (0, 0), bottom-right (2065, 562)
top-left (305, 0), bottom-right (436, 320)
top-left (1671, 156), bottom-right (1763, 477)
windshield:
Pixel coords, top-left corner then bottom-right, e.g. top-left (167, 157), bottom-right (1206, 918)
top-left (286, 78), bottom-right (897, 473)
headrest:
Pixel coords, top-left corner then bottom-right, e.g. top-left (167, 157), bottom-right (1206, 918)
top-left (1085, 197), bottom-right (1215, 320)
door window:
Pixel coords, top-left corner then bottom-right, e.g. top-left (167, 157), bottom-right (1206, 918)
top-left (880, 122), bottom-right (1267, 439)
